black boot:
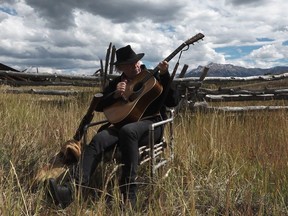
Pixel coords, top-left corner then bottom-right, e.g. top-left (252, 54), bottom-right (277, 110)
top-left (125, 191), bottom-right (137, 209)
top-left (120, 181), bottom-right (137, 210)
top-left (48, 178), bottom-right (73, 209)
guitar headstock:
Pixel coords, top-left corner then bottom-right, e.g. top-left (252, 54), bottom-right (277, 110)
top-left (185, 33), bottom-right (205, 45)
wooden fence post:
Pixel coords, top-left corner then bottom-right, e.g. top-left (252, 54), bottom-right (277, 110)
top-left (102, 43), bottom-right (113, 90)
top-left (109, 45), bottom-right (116, 74)
top-left (100, 59), bottom-right (104, 91)
top-left (178, 64), bottom-right (189, 78)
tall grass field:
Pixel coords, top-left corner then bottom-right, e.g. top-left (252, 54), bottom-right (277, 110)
top-left (0, 85), bottom-right (287, 215)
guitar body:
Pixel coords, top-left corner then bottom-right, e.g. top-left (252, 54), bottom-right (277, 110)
top-left (103, 70), bottom-right (163, 125)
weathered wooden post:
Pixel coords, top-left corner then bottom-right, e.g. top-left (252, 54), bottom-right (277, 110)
top-left (102, 43), bottom-right (112, 90)
top-left (178, 64), bottom-right (189, 78)
top-left (100, 59), bottom-right (104, 91)
top-left (104, 43), bottom-right (112, 75)
top-left (109, 45), bottom-right (116, 74)
top-left (189, 66), bottom-right (209, 110)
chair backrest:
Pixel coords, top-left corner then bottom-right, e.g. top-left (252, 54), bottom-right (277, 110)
top-left (148, 108), bottom-right (174, 178)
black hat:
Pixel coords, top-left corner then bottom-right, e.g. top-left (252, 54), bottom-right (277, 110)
top-left (113, 45), bottom-right (144, 65)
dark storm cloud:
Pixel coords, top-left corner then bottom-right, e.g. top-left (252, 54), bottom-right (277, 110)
top-left (83, 1), bottom-right (183, 23)
top-left (1, 0), bottom-right (16, 3)
top-left (226, 0), bottom-right (267, 6)
top-left (25, 0), bottom-right (183, 29)
top-left (25, 0), bottom-right (77, 29)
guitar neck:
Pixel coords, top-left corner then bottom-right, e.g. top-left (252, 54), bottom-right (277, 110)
top-left (152, 42), bottom-right (187, 75)
top-left (147, 33), bottom-right (204, 77)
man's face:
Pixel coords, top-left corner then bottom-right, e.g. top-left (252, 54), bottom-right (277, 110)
top-left (118, 61), bottom-right (141, 79)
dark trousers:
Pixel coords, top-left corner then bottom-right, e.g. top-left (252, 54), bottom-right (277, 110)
top-left (75, 118), bottom-right (163, 196)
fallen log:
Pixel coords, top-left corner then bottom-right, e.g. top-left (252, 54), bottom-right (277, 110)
top-left (2, 88), bottom-right (78, 96)
top-left (192, 103), bottom-right (288, 113)
top-left (204, 93), bottom-right (288, 102)
top-left (198, 88), bottom-right (288, 95)
top-left (207, 105), bottom-right (288, 112)
top-left (174, 72), bottom-right (288, 84)
top-left (0, 70), bottom-right (100, 81)
top-left (0, 80), bottom-right (98, 87)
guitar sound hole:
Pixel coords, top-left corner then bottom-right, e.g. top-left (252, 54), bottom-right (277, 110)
top-left (133, 82), bottom-right (143, 93)
top-left (129, 82), bottom-right (144, 102)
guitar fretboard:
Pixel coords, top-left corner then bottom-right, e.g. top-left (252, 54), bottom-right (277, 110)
top-left (144, 33), bottom-right (204, 81)
top-left (154, 42), bottom-right (187, 74)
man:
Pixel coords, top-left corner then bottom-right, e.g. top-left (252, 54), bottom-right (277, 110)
top-left (48, 45), bottom-right (179, 209)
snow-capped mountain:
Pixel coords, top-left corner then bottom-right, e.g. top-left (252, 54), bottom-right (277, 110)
top-left (185, 63), bottom-right (288, 77)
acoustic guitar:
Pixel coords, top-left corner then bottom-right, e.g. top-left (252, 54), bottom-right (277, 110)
top-left (104, 33), bottom-right (205, 125)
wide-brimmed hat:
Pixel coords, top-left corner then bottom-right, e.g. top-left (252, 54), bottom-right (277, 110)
top-left (113, 45), bottom-right (144, 65)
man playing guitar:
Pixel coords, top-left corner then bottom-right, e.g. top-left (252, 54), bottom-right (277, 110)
top-left (48, 45), bottom-right (179, 209)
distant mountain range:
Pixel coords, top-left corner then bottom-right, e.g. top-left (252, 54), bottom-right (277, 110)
top-left (185, 63), bottom-right (288, 77)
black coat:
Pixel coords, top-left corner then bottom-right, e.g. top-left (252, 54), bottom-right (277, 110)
top-left (96, 68), bottom-right (179, 122)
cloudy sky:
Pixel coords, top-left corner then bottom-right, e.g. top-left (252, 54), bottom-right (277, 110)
top-left (0, 0), bottom-right (287, 75)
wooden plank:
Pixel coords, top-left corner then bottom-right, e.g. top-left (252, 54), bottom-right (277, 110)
top-left (198, 88), bottom-right (288, 95)
top-left (2, 89), bottom-right (78, 96)
top-left (208, 105), bottom-right (288, 112)
top-left (204, 94), bottom-right (288, 102)
top-left (0, 80), bottom-right (98, 87)
top-left (174, 72), bottom-right (288, 84)
top-left (0, 70), bottom-right (99, 81)
top-left (191, 102), bottom-right (288, 112)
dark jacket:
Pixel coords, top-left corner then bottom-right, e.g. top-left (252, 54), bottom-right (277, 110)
top-left (96, 68), bottom-right (179, 122)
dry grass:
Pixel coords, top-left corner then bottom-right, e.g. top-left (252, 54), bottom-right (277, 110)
top-left (0, 85), bottom-right (287, 215)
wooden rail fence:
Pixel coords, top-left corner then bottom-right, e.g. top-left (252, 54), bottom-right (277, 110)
top-left (1, 42), bottom-right (287, 113)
